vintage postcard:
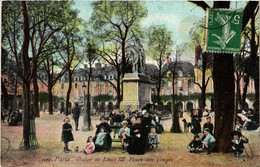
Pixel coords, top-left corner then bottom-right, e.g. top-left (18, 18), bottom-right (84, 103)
top-left (1, 0), bottom-right (259, 167)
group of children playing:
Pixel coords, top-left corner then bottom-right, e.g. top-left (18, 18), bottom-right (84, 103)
top-left (61, 115), bottom-right (159, 154)
top-left (188, 116), bottom-right (249, 158)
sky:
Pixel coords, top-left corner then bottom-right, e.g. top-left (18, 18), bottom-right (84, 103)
top-left (73, 1), bottom-right (248, 63)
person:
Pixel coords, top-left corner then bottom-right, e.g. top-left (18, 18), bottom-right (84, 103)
top-left (84, 136), bottom-right (95, 154)
top-left (202, 128), bottom-right (215, 154)
top-left (152, 113), bottom-right (164, 134)
top-left (143, 101), bottom-right (152, 114)
top-left (127, 118), bottom-right (146, 155)
top-left (118, 120), bottom-right (131, 153)
top-left (123, 112), bottom-right (132, 126)
top-left (72, 102), bottom-right (81, 131)
top-left (191, 110), bottom-right (201, 134)
top-left (230, 132), bottom-right (249, 158)
top-left (188, 134), bottom-right (204, 153)
top-left (9, 110), bottom-right (22, 126)
top-left (93, 117), bottom-right (112, 152)
top-left (125, 105), bottom-right (132, 116)
top-left (1, 111), bottom-right (5, 123)
top-left (148, 128), bottom-right (159, 150)
top-left (203, 117), bottom-right (213, 135)
top-left (112, 110), bottom-right (122, 138)
top-left (61, 117), bottom-right (74, 152)
top-left (130, 111), bottom-right (137, 125)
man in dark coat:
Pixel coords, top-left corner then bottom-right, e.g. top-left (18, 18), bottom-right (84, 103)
top-left (72, 103), bottom-right (81, 131)
top-left (127, 118), bottom-right (146, 155)
top-left (94, 117), bottom-right (112, 152)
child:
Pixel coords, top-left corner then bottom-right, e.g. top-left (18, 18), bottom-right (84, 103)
top-left (203, 117), bottom-right (213, 135)
top-left (84, 136), bottom-right (95, 154)
top-left (148, 128), bottom-right (159, 150)
top-left (61, 117), bottom-right (74, 152)
top-left (118, 120), bottom-right (131, 153)
top-left (94, 128), bottom-right (107, 151)
top-left (188, 134), bottom-right (204, 153)
top-left (202, 128), bottom-right (215, 155)
top-left (230, 132), bottom-right (249, 158)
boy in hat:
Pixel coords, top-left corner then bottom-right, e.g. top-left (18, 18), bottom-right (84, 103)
top-left (230, 131), bottom-right (249, 158)
top-left (188, 134), bottom-right (204, 153)
top-left (118, 120), bottom-right (131, 153)
top-left (203, 117), bottom-right (213, 135)
top-left (202, 128), bottom-right (215, 154)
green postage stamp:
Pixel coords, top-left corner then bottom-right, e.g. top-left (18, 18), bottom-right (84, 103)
top-left (205, 8), bottom-right (243, 53)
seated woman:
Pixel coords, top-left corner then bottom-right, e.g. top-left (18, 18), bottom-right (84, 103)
top-left (118, 120), bottom-right (131, 153)
top-left (93, 117), bottom-right (112, 152)
top-left (127, 118), bottom-right (146, 155)
top-left (152, 113), bottom-right (164, 134)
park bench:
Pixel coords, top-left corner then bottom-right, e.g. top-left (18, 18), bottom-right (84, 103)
top-left (95, 124), bottom-right (132, 143)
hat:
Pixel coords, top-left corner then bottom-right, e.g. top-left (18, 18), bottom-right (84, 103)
top-left (194, 134), bottom-right (200, 139)
top-left (100, 116), bottom-right (105, 121)
top-left (121, 120), bottom-right (128, 125)
top-left (144, 112), bottom-right (149, 116)
top-left (203, 128), bottom-right (210, 133)
top-left (230, 130), bottom-right (242, 137)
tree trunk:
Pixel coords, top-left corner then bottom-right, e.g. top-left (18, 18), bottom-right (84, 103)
top-left (48, 87), bottom-right (53, 115)
top-left (250, 14), bottom-right (259, 113)
top-left (201, 53), bottom-right (207, 109)
top-left (82, 67), bottom-right (92, 131)
top-left (33, 72), bottom-right (40, 117)
top-left (170, 72), bottom-right (181, 133)
top-left (20, 82), bottom-right (39, 149)
top-left (156, 77), bottom-right (162, 104)
top-left (1, 78), bottom-right (9, 110)
top-left (116, 76), bottom-right (121, 108)
top-left (65, 70), bottom-right (72, 116)
top-left (19, 1), bottom-right (39, 150)
top-left (213, 53), bottom-right (234, 153)
top-left (241, 75), bottom-right (249, 106)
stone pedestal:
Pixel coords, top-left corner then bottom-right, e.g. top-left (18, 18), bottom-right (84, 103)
top-left (120, 73), bottom-right (152, 112)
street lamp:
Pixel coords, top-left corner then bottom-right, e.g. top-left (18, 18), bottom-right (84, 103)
top-left (82, 82), bottom-right (92, 131)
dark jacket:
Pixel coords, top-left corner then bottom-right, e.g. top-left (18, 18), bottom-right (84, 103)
top-left (189, 140), bottom-right (203, 149)
top-left (61, 123), bottom-right (74, 143)
top-left (128, 123), bottom-right (146, 155)
top-left (72, 106), bottom-right (81, 118)
top-left (230, 137), bottom-right (249, 151)
top-left (203, 123), bottom-right (213, 134)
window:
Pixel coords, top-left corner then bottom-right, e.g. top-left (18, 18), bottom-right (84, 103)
top-left (177, 80), bottom-right (182, 88)
top-left (75, 83), bottom-right (77, 89)
top-left (81, 76), bottom-right (85, 82)
top-left (178, 70), bottom-right (183, 77)
top-left (61, 83), bottom-right (64, 89)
